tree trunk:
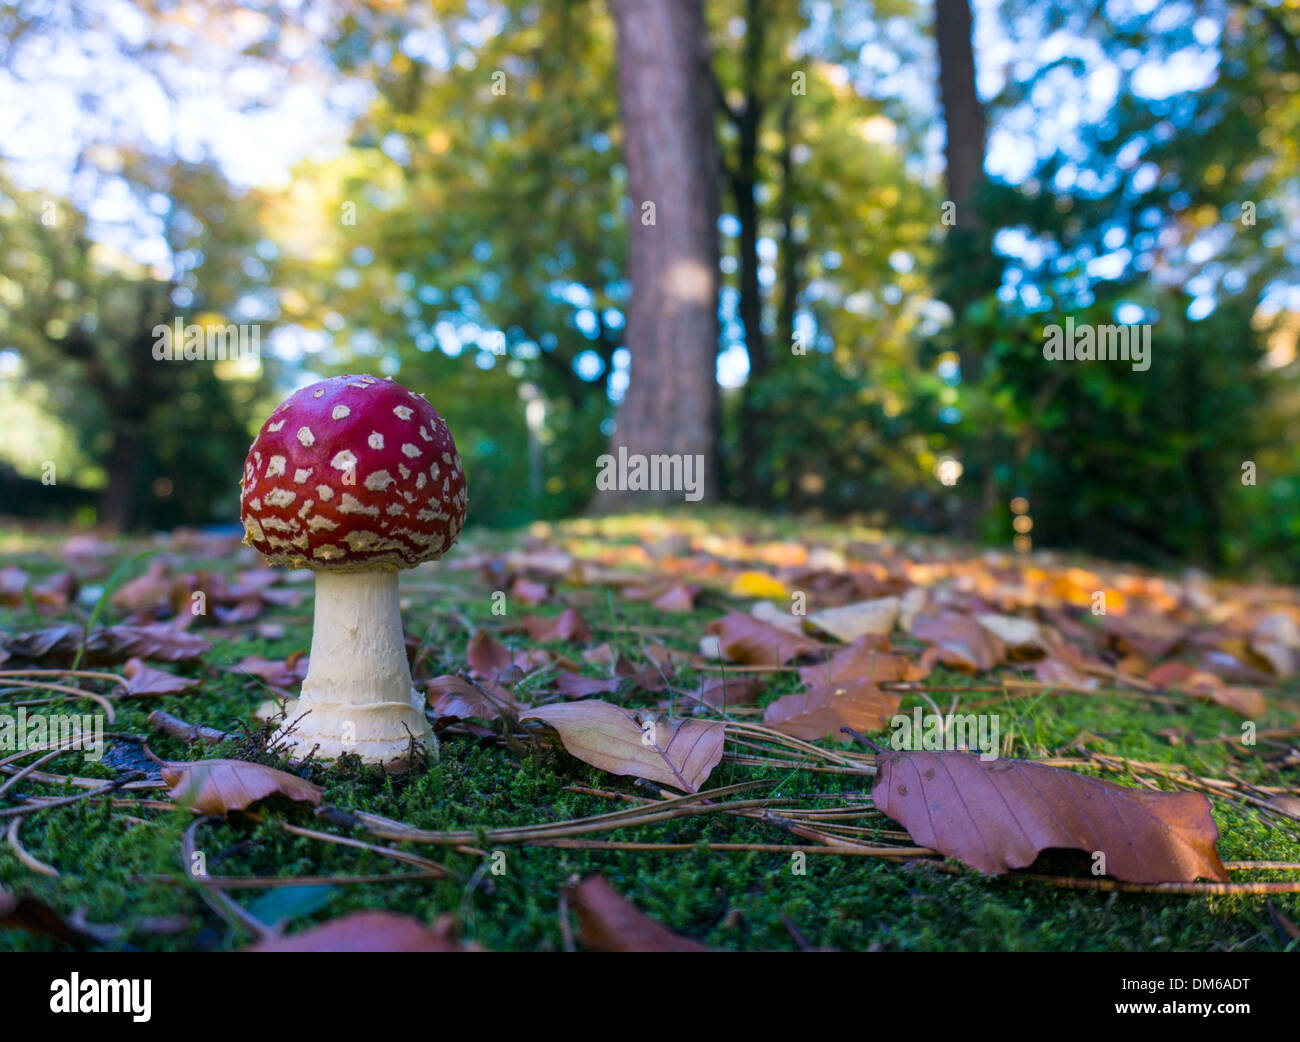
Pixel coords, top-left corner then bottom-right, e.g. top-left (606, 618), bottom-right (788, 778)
top-left (733, 0), bottom-right (768, 504)
top-left (608, 0), bottom-right (721, 504)
top-left (934, 0), bottom-right (985, 224)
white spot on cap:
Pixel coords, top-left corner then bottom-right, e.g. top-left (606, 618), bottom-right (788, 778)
top-left (416, 473), bottom-right (427, 490)
top-left (393, 406), bottom-right (414, 421)
top-left (313, 388), bottom-right (326, 398)
top-left (332, 405), bottom-right (351, 420)
top-left (297, 426), bottom-right (316, 447)
top-left (266, 420), bottom-right (285, 433)
top-left (308, 515), bottom-right (338, 532)
top-left (368, 432), bottom-right (384, 450)
top-left (364, 469), bottom-right (394, 491)
top-left (316, 485), bottom-right (335, 501)
top-left (386, 503), bottom-right (407, 516)
top-left (418, 426), bottom-right (433, 442)
top-left (338, 493), bottom-right (379, 517)
top-left (401, 443), bottom-right (421, 458)
top-left (331, 450), bottom-right (357, 472)
top-left (313, 544), bottom-right (345, 560)
top-left (266, 456), bottom-right (287, 478)
top-left (264, 488), bottom-right (297, 508)
top-left (294, 468), bottom-right (312, 484)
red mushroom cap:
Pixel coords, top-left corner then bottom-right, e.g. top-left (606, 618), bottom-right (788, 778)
top-left (240, 375), bottom-right (467, 570)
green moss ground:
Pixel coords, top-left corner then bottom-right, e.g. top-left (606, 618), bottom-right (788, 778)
top-left (1, 514), bottom-right (1298, 952)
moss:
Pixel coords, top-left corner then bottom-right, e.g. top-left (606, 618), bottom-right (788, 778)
top-left (2, 513), bottom-right (1298, 952)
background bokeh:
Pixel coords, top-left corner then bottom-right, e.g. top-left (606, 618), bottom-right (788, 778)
top-left (0, 0), bottom-right (1296, 577)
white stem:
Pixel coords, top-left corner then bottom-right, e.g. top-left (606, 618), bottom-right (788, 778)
top-left (276, 569), bottom-right (431, 769)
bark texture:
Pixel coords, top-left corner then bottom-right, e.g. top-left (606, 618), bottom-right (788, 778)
top-left (608, 0), bottom-right (721, 503)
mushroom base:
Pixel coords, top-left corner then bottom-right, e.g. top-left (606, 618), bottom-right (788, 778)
top-left (273, 690), bottom-right (431, 772)
top-left (270, 568), bottom-right (432, 772)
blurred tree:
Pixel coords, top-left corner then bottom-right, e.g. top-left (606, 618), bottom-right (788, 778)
top-left (607, 0), bottom-right (722, 503)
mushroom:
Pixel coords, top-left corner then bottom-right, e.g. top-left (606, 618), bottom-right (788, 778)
top-left (239, 374), bottom-right (468, 771)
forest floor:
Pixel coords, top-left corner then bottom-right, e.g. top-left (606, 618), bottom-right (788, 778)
top-left (1, 509), bottom-right (1299, 952)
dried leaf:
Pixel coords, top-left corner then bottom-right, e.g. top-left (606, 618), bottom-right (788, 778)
top-left (161, 759), bottom-right (323, 815)
top-left (123, 657), bottom-right (196, 696)
top-left (798, 636), bottom-right (924, 688)
top-left (516, 608), bottom-right (593, 643)
top-left (246, 912), bottom-right (480, 952)
top-left (521, 701), bottom-right (724, 792)
top-left (808, 596), bottom-right (900, 642)
top-left (707, 611), bottom-right (823, 666)
top-left (913, 613), bottom-right (1006, 672)
top-left (566, 876), bottom-right (706, 952)
top-left (764, 681), bottom-right (902, 741)
top-left (650, 583), bottom-right (697, 613)
top-left (0, 623), bottom-right (210, 665)
top-left (872, 749), bottom-right (1228, 883)
top-left (426, 674), bottom-right (517, 721)
top-left (467, 631), bottom-right (513, 678)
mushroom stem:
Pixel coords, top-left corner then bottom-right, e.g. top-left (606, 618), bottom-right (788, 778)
top-left (276, 569), bottom-right (431, 770)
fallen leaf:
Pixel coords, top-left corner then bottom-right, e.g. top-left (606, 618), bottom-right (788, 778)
top-left (650, 583), bottom-right (697, 612)
top-left (516, 608), bottom-right (593, 643)
top-left (974, 613), bottom-right (1049, 657)
top-left (730, 570), bottom-right (788, 598)
top-left (872, 749), bottom-right (1228, 883)
top-left (467, 631), bottom-right (513, 678)
top-left (913, 613), bottom-right (1006, 672)
top-left (798, 636), bottom-right (924, 688)
top-left (677, 676), bottom-right (763, 711)
top-left (426, 674), bottom-right (518, 721)
top-left (707, 611), bottom-right (823, 666)
top-left (763, 681), bottom-right (902, 741)
top-left (123, 657), bottom-right (196, 696)
top-left (246, 912), bottom-right (480, 952)
top-left (808, 596), bottom-right (900, 642)
top-left (565, 876), bottom-right (706, 952)
top-left (521, 701), bottom-right (724, 792)
top-left (0, 624), bottom-right (210, 665)
top-left (749, 599), bottom-right (807, 635)
top-left (161, 759), bottom-right (323, 815)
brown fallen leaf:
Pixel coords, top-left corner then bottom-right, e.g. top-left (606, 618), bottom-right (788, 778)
top-left (913, 613), bottom-right (1006, 672)
top-left (676, 676), bottom-right (764, 711)
top-left (246, 912), bottom-right (480, 952)
top-left (1148, 664), bottom-right (1266, 717)
top-left (650, 583), bottom-right (698, 612)
top-left (707, 611), bottom-right (824, 666)
top-left (230, 652), bottom-right (310, 690)
top-left (1033, 657), bottom-right (1099, 691)
top-left (467, 631), bottom-right (513, 678)
top-left (565, 875), bottom-right (707, 952)
top-left (554, 670), bottom-right (619, 698)
top-left (426, 674), bottom-right (518, 721)
top-left (515, 608), bottom-right (594, 643)
top-left (123, 657), bottom-right (196, 696)
top-left (764, 681), bottom-right (902, 741)
top-left (161, 759), bottom-right (323, 815)
top-left (1099, 611), bottom-right (1186, 661)
top-left (872, 749), bottom-right (1228, 883)
top-left (1180, 672), bottom-right (1266, 717)
top-left (797, 636), bottom-right (924, 688)
top-left (509, 577), bottom-right (551, 605)
top-left (0, 623), bottom-right (210, 665)
top-left (521, 701), bottom-right (724, 793)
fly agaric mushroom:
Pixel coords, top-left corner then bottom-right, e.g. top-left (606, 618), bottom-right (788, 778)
top-left (240, 374), bottom-right (467, 770)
